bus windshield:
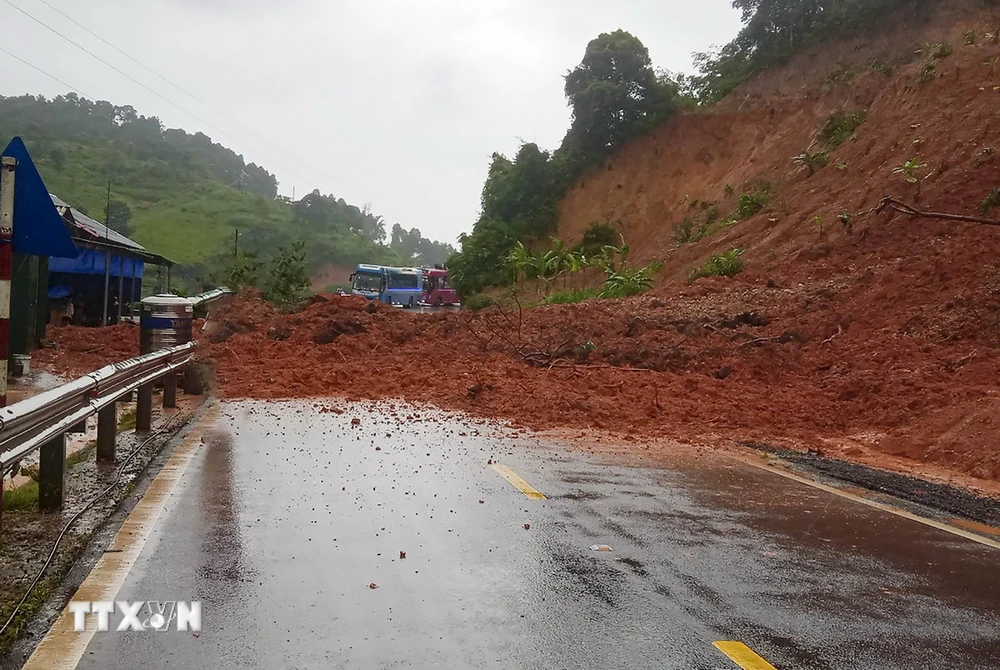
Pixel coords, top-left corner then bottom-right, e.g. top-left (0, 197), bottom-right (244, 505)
top-left (353, 272), bottom-right (382, 292)
top-left (387, 273), bottom-right (419, 290)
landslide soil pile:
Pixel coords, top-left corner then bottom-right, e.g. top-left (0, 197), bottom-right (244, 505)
top-left (198, 288), bottom-right (1000, 484)
top-left (35, 324), bottom-right (139, 378)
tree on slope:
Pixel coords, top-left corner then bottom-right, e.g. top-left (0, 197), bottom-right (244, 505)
top-left (563, 30), bottom-right (675, 158)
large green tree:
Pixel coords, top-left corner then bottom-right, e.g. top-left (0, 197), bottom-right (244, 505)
top-left (449, 30), bottom-right (683, 295)
top-left (563, 30), bottom-right (675, 157)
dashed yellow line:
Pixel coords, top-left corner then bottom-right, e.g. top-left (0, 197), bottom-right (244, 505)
top-left (714, 641), bottom-right (778, 669)
top-left (490, 463), bottom-right (546, 500)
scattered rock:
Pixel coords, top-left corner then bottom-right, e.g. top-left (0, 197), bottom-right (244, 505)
top-left (715, 366), bottom-right (734, 380)
top-left (209, 317), bottom-right (256, 344)
top-left (182, 363), bottom-right (213, 395)
top-left (314, 318), bottom-right (366, 345)
top-left (267, 326), bottom-right (292, 341)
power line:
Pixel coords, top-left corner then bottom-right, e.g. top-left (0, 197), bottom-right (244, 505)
top-left (0, 44), bottom-right (91, 98)
top-left (2, 0), bottom-right (324, 193)
top-left (31, 0), bottom-right (345, 191)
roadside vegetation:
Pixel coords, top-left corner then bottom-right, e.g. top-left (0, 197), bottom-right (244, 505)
top-left (465, 232), bottom-right (663, 309)
top-left (688, 249), bottom-right (745, 283)
top-left (793, 110), bottom-right (868, 177)
top-left (449, 30), bottom-right (685, 296)
top-left (215, 241), bottom-right (311, 308)
top-left (505, 235), bottom-right (661, 303)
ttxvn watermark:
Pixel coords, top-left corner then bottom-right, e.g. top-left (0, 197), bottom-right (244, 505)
top-left (68, 601), bottom-right (201, 632)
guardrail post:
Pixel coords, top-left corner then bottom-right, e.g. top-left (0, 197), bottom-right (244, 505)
top-left (38, 433), bottom-right (66, 511)
top-left (163, 371), bottom-right (177, 409)
top-left (97, 403), bottom-right (117, 462)
top-left (136, 383), bottom-right (152, 431)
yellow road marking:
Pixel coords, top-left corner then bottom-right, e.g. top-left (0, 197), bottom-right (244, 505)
top-left (714, 641), bottom-right (778, 669)
top-left (490, 463), bottom-right (546, 500)
top-left (22, 406), bottom-right (219, 670)
top-left (739, 457), bottom-right (1000, 551)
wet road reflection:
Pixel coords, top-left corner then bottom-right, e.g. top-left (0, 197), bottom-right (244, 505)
top-left (74, 400), bottom-right (1000, 669)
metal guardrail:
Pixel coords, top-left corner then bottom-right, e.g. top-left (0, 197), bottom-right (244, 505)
top-left (0, 341), bottom-right (195, 470)
top-left (188, 288), bottom-right (230, 306)
top-left (0, 288), bottom-right (230, 515)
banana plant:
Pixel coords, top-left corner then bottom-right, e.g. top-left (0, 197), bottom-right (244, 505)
top-left (505, 241), bottom-right (535, 284)
top-left (601, 266), bottom-right (655, 298)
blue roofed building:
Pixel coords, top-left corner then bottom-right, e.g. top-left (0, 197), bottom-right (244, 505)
top-left (47, 194), bottom-right (175, 327)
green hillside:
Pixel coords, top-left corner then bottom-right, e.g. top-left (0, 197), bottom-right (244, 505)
top-left (0, 94), bottom-right (453, 287)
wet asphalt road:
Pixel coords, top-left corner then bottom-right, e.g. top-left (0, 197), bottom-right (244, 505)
top-left (65, 400), bottom-right (1000, 669)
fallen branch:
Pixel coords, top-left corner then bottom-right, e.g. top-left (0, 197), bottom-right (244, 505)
top-left (949, 350), bottom-right (977, 370)
top-left (821, 325), bottom-right (843, 347)
top-left (740, 336), bottom-right (783, 348)
top-left (873, 196), bottom-right (1000, 227)
top-left (548, 363), bottom-right (656, 373)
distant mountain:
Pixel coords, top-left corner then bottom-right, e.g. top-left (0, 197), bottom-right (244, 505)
top-left (0, 93), bottom-right (453, 286)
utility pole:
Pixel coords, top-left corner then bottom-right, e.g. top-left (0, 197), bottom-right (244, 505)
top-left (234, 229), bottom-right (239, 258)
top-left (0, 156), bottom-right (17, 408)
top-left (101, 178), bottom-right (111, 327)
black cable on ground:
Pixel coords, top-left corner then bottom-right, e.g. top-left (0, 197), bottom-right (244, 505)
top-left (0, 417), bottom-right (183, 638)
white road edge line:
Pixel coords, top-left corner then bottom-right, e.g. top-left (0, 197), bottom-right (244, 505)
top-left (739, 455), bottom-right (1000, 551)
top-left (21, 406), bottom-right (219, 670)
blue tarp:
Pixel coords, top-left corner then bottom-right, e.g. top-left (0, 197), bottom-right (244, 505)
top-left (49, 249), bottom-right (144, 278)
top-left (1, 137), bottom-right (79, 259)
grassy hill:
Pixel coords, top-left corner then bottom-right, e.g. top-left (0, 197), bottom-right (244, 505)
top-left (36, 139), bottom-right (288, 263)
top-left (0, 94), bottom-right (451, 288)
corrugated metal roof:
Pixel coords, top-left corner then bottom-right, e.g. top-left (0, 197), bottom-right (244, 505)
top-left (49, 193), bottom-right (145, 251)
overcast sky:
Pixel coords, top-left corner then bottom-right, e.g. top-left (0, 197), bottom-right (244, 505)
top-left (0, 0), bottom-right (743, 245)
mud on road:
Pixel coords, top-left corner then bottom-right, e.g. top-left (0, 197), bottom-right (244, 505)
top-left (183, 289), bottom-right (1000, 492)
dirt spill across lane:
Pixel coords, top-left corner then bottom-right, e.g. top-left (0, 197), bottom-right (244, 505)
top-left (132, 289), bottom-right (998, 490)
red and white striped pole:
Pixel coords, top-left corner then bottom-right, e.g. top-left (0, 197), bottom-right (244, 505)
top-left (0, 155), bottom-right (13, 527)
top-left (0, 155), bottom-right (17, 409)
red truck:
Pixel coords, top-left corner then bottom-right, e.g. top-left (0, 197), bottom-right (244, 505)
top-left (420, 267), bottom-right (460, 306)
